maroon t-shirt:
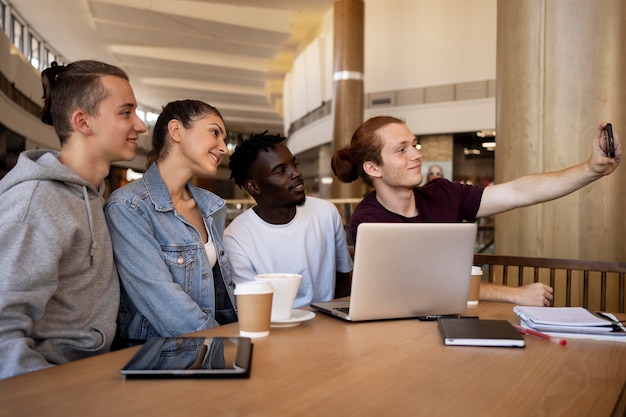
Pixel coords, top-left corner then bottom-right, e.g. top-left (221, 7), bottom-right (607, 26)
top-left (349, 179), bottom-right (485, 245)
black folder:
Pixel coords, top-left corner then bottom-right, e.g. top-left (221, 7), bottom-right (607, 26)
top-left (438, 318), bottom-right (525, 348)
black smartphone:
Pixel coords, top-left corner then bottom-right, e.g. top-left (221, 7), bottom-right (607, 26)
top-left (604, 123), bottom-right (615, 158)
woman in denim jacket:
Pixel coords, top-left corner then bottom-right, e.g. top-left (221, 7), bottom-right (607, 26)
top-left (105, 100), bottom-right (237, 348)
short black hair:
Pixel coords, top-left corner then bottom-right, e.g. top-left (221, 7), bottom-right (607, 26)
top-left (229, 131), bottom-right (287, 188)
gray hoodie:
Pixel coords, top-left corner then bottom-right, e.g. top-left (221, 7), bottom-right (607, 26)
top-left (0, 150), bottom-right (119, 379)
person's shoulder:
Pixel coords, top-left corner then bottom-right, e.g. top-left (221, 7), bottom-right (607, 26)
top-left (351, 190), bottom-right (378, 213)
top-left (1, 179), bottom-right (84, 227)
top-left (0, 151), bottom-right (57, 193)
top-left (421, 177), bottom-right (450, 188)
top-left (304, 196), bottom-right (334, 208)
top-left (418, 178), bottom-right (474, 193)
top-left (224, 207), bottom-right (257, 235)
top-left (416, 178), bottom-right (484, 220)
top-left (301, 196), bottom-right (342, 217)
top-left (107, 178), bottom-right (147, 202)
top-left (188, 183), bottom-right (222, 200)
top-left (1, 174), bottom-right (76, 205)
top-left (0, 179), bottom-right (38, 221)
top-left (356, 190), bottom-right (377, 204)
top-left (188, 184), bottom-right (225, 210)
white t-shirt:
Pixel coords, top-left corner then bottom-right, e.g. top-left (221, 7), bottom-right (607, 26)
top-left (223, 197), bottom-right (353, 308)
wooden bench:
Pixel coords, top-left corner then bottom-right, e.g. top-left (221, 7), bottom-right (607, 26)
top-left (473, 254), bottom-right (626, 313)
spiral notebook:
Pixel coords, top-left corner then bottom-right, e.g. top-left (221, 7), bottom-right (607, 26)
top-left (514, 306), bottom-right (626, 342)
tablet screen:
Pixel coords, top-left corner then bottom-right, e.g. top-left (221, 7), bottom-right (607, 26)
top-left (120, 336), bottom-right (252, 379)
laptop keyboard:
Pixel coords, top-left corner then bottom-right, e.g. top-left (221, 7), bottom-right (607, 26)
top-left (337, 307), bottom-right (350, 314)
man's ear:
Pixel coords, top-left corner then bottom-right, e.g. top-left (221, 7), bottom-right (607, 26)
top-left (363, 161), bottom-right (382, 179)
top-left (70, 110), bottom-right (92, 136)
top-left (168, 119), bottom-right (183, 143)
top-left (244, 179), bottom-right (261, 196)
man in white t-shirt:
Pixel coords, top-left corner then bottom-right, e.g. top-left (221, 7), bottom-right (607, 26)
top-left (224, 132), bottom-right (353, 308)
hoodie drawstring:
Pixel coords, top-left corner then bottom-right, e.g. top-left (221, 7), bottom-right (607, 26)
top-left (82, 186), bottom-right (97, 266)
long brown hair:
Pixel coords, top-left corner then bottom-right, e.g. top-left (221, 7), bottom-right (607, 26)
top-left (146, 100), bottom-right (224, 169)
top-left (331, 116), bottom-right (405, 187)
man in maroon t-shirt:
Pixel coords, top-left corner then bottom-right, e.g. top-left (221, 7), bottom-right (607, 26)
top-left (333, 116), bottom-right (621, 307)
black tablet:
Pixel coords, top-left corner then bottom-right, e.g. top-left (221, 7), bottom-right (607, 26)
top-left (120, 336), bottom-right (253, 379)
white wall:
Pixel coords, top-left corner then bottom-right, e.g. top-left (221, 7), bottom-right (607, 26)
top-left (285, 0), bottom-right (497, 155)
top-left (289, 99), bottom-right (495, 156)
top-left (364, 0), bottom-right (496, 92)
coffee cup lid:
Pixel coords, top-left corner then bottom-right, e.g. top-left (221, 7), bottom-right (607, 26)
top-left (471, 266), bottom-right (483, 275)
top-left (234, 281), bottom-right (273, 295)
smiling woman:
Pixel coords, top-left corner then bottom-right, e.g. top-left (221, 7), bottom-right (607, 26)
top-left (104, 99), bottom-right (238, 349)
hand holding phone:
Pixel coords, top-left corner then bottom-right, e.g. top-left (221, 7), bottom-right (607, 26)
top-left (604, 123), bottom-right (615, 158)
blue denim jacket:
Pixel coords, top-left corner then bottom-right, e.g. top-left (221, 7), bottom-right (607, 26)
top-left (105, 163), bottom-right (237, 345)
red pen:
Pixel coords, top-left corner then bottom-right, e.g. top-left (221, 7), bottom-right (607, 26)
top-left (513, 324), bottom-right (567, 346)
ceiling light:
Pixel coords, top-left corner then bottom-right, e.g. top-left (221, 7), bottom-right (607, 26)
top-left (463, 148), bottom-right (481, 156)
top-left (476, 130), bottom-right (496, 138)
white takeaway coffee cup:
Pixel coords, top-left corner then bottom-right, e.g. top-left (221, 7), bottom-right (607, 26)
top-left (255, 273), bottom-right (302, 321)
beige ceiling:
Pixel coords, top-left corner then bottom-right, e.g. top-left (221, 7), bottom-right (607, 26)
top-left (12, 0), bottom-right (335, 135)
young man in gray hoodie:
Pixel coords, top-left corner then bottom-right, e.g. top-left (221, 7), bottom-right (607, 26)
top-left (0, 60), bottom-right (146, 379)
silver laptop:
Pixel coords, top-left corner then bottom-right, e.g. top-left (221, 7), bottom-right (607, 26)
top-left (311, 223), bottom-right (477, 321)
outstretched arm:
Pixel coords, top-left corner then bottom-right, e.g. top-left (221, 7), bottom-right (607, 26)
top-left (477, 122), bottom-right (621, 218)
top-left (479, 282), bottom-right (554, 307)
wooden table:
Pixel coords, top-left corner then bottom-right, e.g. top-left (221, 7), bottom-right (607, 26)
top-left (1, 302), bottom-right (625, 417)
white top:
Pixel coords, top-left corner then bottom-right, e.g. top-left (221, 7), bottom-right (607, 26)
top-left (224, 197), bottom-right (353, 308)
top-left (204, 240), bottom-right (217, 268)
top-left (203, 222), bottom-right (217, 268)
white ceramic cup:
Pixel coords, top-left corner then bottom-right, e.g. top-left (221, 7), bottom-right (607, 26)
top-left (234, 281), bottom-right (274, 338)
top-left (468, 265), bottom-right (483, 305)
top-left (254, 273), bottom-right (302, 321)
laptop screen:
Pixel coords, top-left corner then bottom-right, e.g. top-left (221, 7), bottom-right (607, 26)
top-left (315, 222), bottom-right (477, 321)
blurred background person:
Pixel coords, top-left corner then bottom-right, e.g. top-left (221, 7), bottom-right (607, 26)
top-left (425, 164), bottom-right (444, 183)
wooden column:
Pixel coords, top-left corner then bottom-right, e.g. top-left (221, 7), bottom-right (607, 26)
top-left (331, 0), bottom-right (365, 198)
top-left (495, 0), bottom-right (625, 262)
top-left (317, 144), bottom-right (333, 198)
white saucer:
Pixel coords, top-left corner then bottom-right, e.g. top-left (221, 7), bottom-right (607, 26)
top-left (271, 309), bottom-right (315, 328)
